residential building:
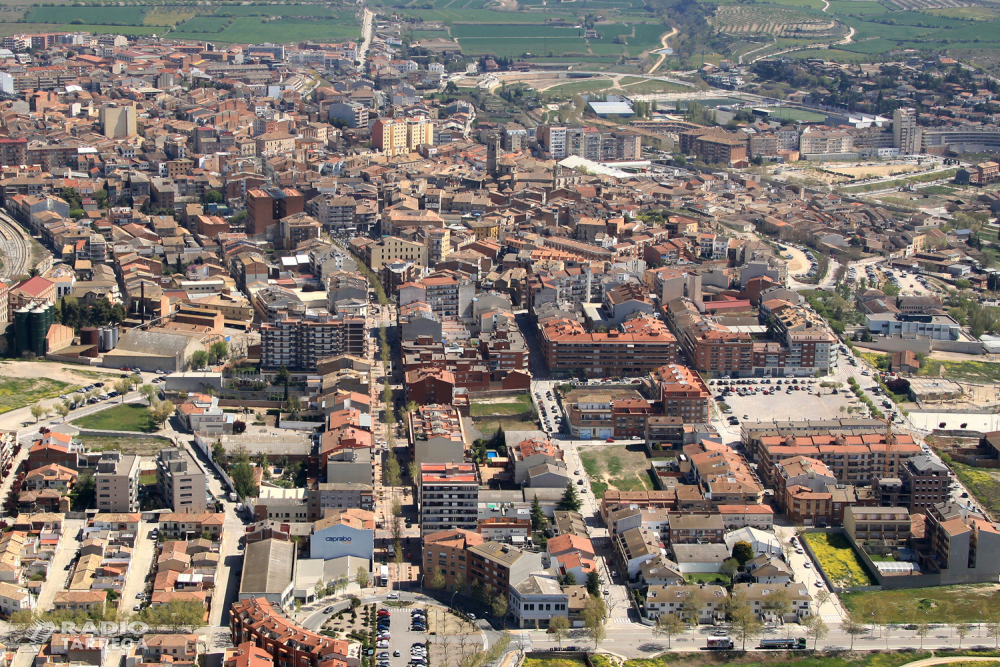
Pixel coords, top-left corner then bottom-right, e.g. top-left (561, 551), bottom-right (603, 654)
top-left (539, 316), bottom-right (677, 378)
top-left (260, 312), bottom-right (365, 371)
top-left (155, 447), bottom-right (207, 514)
top-left (94, 452), bottom-right (140, 513)
top-left (644, 584), bottom-right (727, 623)
top-left (466, 541), bottom-right (543, 599)
top-left (844, 506), bottom-right (910, 547)
top-left (421, 528), bottom-right (484, 592)
top-left (418, 463), bottom-right (479, 535)
top-left (510, 574), bottom-right (568, 628)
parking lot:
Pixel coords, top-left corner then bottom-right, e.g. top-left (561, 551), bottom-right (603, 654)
top-left (532, 380), bottom-right (563, 435)
top-left (377, 605), bottom-right (428, 667)
top-left (711, 377), bottom-right (857, 426)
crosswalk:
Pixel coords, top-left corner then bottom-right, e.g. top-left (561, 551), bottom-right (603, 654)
top-left (611, 617), bottom-right (632, 624)
top-left (822, 614), bottom-right (842, 623)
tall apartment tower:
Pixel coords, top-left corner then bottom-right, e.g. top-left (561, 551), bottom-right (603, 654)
top-left (893, 108), bottom-right (921, 155)
top-left (95, 451), bottom-right (141, 512)
top-left (156, 447), bottom-right (207, 513)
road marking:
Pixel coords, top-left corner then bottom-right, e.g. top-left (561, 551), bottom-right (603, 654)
top-left (822, 614), bottom-right (841, 623)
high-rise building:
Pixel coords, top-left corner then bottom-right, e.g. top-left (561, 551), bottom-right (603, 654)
top-left (156, 447), bottom-right (208, 514)
top-left (418, 463), bottom-right (479, 535)
top-left (893, 108), bottom-right (921, 155)
top-left (95, 451), bottom-right (141, 513)
top-left (99, 104), bottom-right (136, 139)
top-left (372, 117), bottom-right (434, 157)
top-left (260, 311), bottom-right (366, 371)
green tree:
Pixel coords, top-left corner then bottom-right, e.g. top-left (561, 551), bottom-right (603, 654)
top-left (189, 349), bottom-right (209, 369)
top-left (283, 396), bottom-right (302, 416)
top-left (549, 614), bottom-right (570, 649)
top-left (557, 481), bottom-right (582, 511)
top-left (114, 379), bottom-right (131, 402)
top-left (653, 613), bottom-right (684, 648)
top-left (728, 591), bottom-right (763, 650)
top-left (231, 448), bottom-right (258, 498)
top-left (586, 570), bottom-right (602, 597)
top-left (530, 494), bottom-right (547, 530)
top-left (30, 403), bottom-right (44, 423)
top-left (732, 540), bottom-right (754, 566)
top-left (804, 615), bottom-right (829, 649)
top-left (274, 365), bottom-right (291, 400)
top-left (209, 340), bottom-right (229, 364)
top-left (205, 190), bottom-right (223, 204)
top-left (583, 596), bottom-right (607, 648)
top-left (427, 567), bottom-right (445, 590)
top-left (139, 384), bottom-right (157, 403)
top-left (211, 441), bottom-right (226, 464)
top-left (148, 400), bottom-right (175, 427)
top-left (356, 567), bottom-right (369, 590)
top-left (385, 450), bottom-right (401, 487)
top-left (56, 401), bottom-right (71, 422)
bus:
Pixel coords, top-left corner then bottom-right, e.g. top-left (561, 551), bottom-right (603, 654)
top-left (759, 638), bottom-right (807, 650)
top-left (705, 637), bottom-right (734, 650)
top-left (379, 564), bottom-right (389, 587)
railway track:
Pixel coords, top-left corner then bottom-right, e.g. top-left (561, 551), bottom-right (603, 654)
top-left (0, 212), bottom-right (30, 282)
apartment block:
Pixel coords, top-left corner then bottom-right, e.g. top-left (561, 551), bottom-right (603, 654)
top-left (649, 363), bottom-right (711, 423)
top-left (844, 506), bottom-right (910, 547)
top-left (306, 483), bottom-right (374, 519)
top-left (421, 528), bottom-right (484, 592)
top-left (260, 312), bottom-right (365, 371)
top-left (466, 541), bottom-right (543, 599)
top-left (539, 316), bottom-right (677, 378)
top-left (418, 463), bottom-right (479, 536)
top-left (95, 452), bottom-right (141, 513)
top-left (155, 447), bottom-right (207, 514)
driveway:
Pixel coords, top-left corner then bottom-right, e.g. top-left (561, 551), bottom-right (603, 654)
top-left (120, 521), bottom-right (158, 616)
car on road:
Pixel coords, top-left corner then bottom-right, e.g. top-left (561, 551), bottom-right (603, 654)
top-left (324, 607), bottom-right (334, 613)
top-left (803, 561), bottom-right (811, 568)
top-left (387, 592), bottom-right (399, 599)
top-left (393, 652), bottom-right (401, 658)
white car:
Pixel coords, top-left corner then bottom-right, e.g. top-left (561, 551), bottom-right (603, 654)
top-left (387, 592), bottom-right (399, 599)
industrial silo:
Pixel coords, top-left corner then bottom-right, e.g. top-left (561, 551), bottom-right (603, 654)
top-left (12, 307), bottom-right (28, 356)
top-left (28, 304), bottom-right (53, 356)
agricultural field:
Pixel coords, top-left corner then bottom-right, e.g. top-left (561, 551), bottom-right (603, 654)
top-left (802, 532), bottom-right (877, 588)
top-left (17, 2), bottom-right (361, 42)
top-left (943, 456), bottom-right (1000, 518)
top-left (712, 5), bottom-right (842, 38)
top-left (925, 6), bottom-right (997, 20)
top-left (842, 584), bottom-right (1000, 623)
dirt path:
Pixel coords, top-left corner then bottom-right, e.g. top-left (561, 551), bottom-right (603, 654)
top-left (900, 658), bottom-right (1000, 667)
top-left (647, 25), bottom-right (678, 74)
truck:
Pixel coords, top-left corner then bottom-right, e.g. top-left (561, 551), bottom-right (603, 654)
top-left (229, 492), bottom-right (238, 503)
top-left (379, 564), bottom-right (389, 587)
top-left (758, 638), bottom-right (807, 650)
top-left (705, 638), bottom-right (734, 650)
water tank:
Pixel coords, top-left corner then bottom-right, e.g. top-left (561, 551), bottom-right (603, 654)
top-left (80, 327), bottom-right (99, 347)
top-left (108, 325), bottom-right (119, 350)
top-left (12, 307), bottom-right (28, 356)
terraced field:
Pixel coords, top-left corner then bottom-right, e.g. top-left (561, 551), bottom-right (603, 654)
top-left (712, 5), bottom-right (842, 38)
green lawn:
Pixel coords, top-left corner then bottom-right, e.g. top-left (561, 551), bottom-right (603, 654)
top-left (73, 403), bottom-right (157, 433)
top-left (469, 393), bottom-right (533, 417)
top-left (685, 572), bottom-right (730, 586)
top-left (843, 584), bottom-right (1000, 623)
top-left (0, 377), bottom-right (77, 415)
top-left (606, 651), bottom-right (961, 667)
top-left (140, 472), bottom-right (158, 486)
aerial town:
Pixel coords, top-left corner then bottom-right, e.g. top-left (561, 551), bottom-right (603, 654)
top-left (0, 4), bottom-right (999, 667)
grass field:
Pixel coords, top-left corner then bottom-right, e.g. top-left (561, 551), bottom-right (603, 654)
top-left (622, 79), bottom-right (689, 93)
top-left (73, 403), bottom-right (157, 433)
top-left (842, 584), bottom-right (1000, 623)
top-left (542, 78), bottom-right (618, 96)
top-left (142, 7), bottom-right (197, 26)
top-left (168, 16), bottom-right (359, 43)
top-left (469, 393), bottom-right (533, 417)
top-left (600, 651), bottom-right (1000, 667)
top-left (802, 532), bottom-right (877, 588)
top-left (925, 6), bottom-right (997, 20)
top-left (579, 445), bottom-right (654, 498)
top-left (766, 107), bottom-right (827, 122)
top-left (1, 378), bottom-right (76, 415)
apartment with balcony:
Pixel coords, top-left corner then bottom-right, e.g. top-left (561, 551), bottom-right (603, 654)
top-left (260, 311), bottom-right (365, 371)
top-left (540, 316), bottom-right (677, 378)
top-left (844, 506), bottom-right (911, 547)
top-left (418, 463), bottom-right (479, 535)
top-left (466, 541), bottom-right (542, 599)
